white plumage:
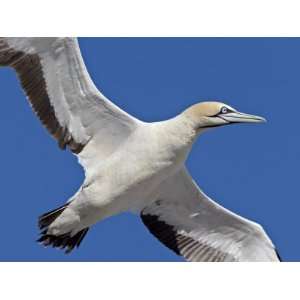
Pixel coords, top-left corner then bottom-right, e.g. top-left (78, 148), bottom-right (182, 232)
top-left (0, 37), bottom-right (280, 261)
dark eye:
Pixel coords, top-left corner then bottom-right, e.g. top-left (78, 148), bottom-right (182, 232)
top-left (221, 107), bottom-right (228, 114)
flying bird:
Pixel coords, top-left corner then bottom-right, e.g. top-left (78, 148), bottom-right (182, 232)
top-left (0, 37), bottom-right (280, 261)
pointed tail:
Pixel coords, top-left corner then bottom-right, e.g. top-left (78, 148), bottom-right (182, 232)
top-left (37, 203), bottom-right (89, 254)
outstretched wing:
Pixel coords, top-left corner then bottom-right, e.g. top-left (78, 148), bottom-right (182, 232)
top-left (141, 167), bottom-right (280, 262)
top-left (0, 37), bottom-right (140, 168)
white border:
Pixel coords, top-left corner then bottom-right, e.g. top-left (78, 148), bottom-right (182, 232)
top-left (0, 263), bottom-right (298, 299)
top-left (1, 0), bottom-right (300, 36)
top-left (0, 1), bottom-right (299, 299)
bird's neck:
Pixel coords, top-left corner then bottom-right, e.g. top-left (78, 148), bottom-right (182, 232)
top-left (160, 113), bottom-right (203, 148)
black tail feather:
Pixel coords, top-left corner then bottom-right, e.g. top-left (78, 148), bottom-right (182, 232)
top-left (37, 203), bottom-right (89, 254)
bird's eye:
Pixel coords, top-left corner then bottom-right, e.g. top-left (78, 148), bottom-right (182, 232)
top-left (221, 107), bottom-right (228, 114)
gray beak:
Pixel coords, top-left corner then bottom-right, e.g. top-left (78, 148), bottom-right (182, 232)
top-left (220, 111), bottom-right (267, 124)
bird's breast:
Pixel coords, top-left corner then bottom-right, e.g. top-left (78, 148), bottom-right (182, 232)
top-left (113, 125), bottom-right (191, 194)
top-left (83, 123), bottom-right (194, 214)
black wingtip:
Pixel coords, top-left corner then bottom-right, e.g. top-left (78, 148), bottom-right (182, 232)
top-left (276, 249), bottom-right (282, 262)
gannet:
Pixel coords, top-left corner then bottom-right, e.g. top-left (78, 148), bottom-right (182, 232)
top-left (0, 37), bottom-right (280, 261)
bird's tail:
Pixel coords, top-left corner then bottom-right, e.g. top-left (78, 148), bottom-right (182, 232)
top-left (37, 203), bottom-right (89, 254)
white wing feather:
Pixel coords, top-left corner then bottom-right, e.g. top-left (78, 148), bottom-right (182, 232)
top-left (142, 167), bottom-right (280, 262)
top-left (0, 37), bottom-right (141, 171)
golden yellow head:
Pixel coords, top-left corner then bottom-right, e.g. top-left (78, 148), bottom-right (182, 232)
top-left (183, 101), bottom-right (266, 129)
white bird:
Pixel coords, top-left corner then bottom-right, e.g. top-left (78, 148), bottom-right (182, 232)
top-left (0, 37), bottom-right (280, 261)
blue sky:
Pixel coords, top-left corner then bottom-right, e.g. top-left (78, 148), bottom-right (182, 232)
top-left (0, 38), bottom-right (299, 261)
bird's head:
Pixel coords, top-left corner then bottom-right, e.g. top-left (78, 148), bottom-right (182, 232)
top-left (183, 101), bottom-right (266, 132)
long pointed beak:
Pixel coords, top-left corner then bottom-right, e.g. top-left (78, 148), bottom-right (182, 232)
top-left (221, 111), bottom-right (267, 124)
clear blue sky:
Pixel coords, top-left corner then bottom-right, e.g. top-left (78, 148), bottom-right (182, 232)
top-left (0, 38), bottom-right (298, 261)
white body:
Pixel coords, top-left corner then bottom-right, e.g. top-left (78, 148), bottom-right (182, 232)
top-left (58, 116), bottom-right (194, 235)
